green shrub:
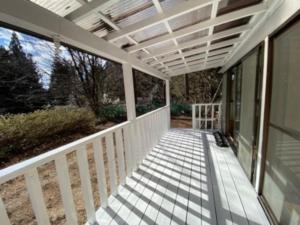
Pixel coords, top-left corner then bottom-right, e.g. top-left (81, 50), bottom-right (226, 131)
top-left (0, 106), bottom-right (96, 158)
top-left (100, 104), bottom-right (126, 122)
top-left (171, 102), bottom-right (192, 117)
top-left (136, 102), bottom-right (166, 116)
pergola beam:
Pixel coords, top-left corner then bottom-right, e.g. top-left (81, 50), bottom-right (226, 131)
top-left (126, 3), bottom-right (267, 53)
top-left (106, 0), bottom-right (213, 42)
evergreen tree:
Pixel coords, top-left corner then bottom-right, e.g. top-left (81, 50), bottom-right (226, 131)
top-left (49, 54), bottom-right (73, 106)
top-left (0, 32), bottom-right (47, 114)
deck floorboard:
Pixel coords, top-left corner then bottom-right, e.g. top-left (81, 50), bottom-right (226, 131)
top-left (96, 129), bottom-right (270, 225)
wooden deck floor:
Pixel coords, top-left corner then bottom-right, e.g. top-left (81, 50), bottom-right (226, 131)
top-left (95, 129), bottom-right (270, 225)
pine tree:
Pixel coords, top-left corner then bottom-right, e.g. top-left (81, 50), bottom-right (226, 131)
top-left (49, 54), bottom-right (74, 106)
top-left (0, 32), bottom-right (47, 114)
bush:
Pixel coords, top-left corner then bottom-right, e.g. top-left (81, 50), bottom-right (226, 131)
top-left (171, 102), bottom-right (192, 117)
top-left (0, 106), bottom-right (96, 158)
top-left (100, 104), bottom-right (127, 122)
top-left (136, 102), bottom-right (166, 116)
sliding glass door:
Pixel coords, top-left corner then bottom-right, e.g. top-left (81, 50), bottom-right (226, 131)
top-left (262, 17), bottom-right (300, 225)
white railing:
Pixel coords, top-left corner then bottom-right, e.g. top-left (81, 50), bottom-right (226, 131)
top-left (0, 106), bottom-right (169, 225)
top-left (192, 103), bottom-right (222, 130)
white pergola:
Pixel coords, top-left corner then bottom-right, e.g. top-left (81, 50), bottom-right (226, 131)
top-left (0, 0), bottom-right (284, 79)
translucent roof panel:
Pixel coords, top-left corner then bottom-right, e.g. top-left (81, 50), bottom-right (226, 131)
top-left (185, 53), bottom-right (205, 60)
top-left (168, 5), bottom-right (212, 32)
top-left (213, 16), bottom-right (252, 33)
top-left (177, 29), bottom-right (209, 44)
top-left (30, 0), bottom-right (81, 17)
top-left (130, 23), bottom-right (168, 43)
top-left (100, 0), bottom-right (157, 28)
top-left (211, 34), bottom-right (240, 44)
top-left (156, 51), bottom-right (181, 61)
top-left (146, 40), bottom-right (175, 53)
top-left (217, 0), bottom-right (263, 16)
top-left (113, 37), bottom-right (132, 48)
top-left (134, 49), bottom-right (150, 59)
top-left (182, 43), bottom-right (207, 53)
top-left (160, 0), bottom-right (186, 11)
top-left (76, 13), bottom-right (106, 30)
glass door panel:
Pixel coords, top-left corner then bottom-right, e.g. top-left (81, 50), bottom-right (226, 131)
top-left (262, 18), bottom-right (300, 225)
top-left (238, 51), bottom-right (258, 178)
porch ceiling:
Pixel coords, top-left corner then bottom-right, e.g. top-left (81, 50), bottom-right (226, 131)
top-left (9, 0), bottom-right (276, 76)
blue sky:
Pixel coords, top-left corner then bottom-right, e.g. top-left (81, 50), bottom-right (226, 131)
top-left (0, 26), bottom-right (108, 89)
top-left (0, 27), bottom-right (63, 88)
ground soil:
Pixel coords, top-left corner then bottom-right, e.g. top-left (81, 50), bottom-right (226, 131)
top-left (171, 116), bottom-right (192, 128)
top-left (0, 121), bottom-right (116, 225)
top-left (0, 118), bottom-right (191, 225)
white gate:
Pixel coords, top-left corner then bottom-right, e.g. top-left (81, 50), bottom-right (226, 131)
top-left (192, 103), bottom-right (222, 130)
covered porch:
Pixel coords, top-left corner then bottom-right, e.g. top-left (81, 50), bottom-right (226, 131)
top-left (0, 0), bottom-right (300, 225)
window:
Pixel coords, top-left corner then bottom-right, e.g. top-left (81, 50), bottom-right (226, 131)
top-left (133, 69), bottom-right (166, 116)
top-left (262, 18), bottom-right (300, 225)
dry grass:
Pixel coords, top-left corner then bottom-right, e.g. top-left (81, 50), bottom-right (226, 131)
top-left (0, 122), bottom-right (119, 225)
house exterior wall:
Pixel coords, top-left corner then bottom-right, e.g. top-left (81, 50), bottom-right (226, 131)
top-left (221, 3), bottom-right (300, 224)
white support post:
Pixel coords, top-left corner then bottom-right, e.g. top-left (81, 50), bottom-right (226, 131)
top-left (192, 105), bottom-right (196, 129)
top-left (166, 80), bottom-right (171, 129)
top-left (255, 37), bottom-right (269, 193)
top-left (122, 63), bottom-right (136, 121)
top-left (0, 197), bottom-right (11, 225)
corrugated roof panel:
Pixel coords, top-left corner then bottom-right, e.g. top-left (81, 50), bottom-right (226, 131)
top-left (113, 37), bottom-right (132, 48)
top-left (177, 29), bottom-right (209, 44)
top-left (100, 0), bottom-right (157, 28)
top-left (161, 0), bottom-right (186, 11)
top-left (145, 58), bottom-right (156, 64)
top-left (213, 16), bottom-right (252, 33)
top-left (182, 43), bottom-right (207, 53)
top-left (168, 5), bottom-right (212, 32)
top-left (134, 49), bottom-right (150, 59)
top-left (211, 34), bottom-right (240, 44)
top-left (165, 58), bottom-right (183, 65)
top-left (146, 40), bottom-right (175, 53)
top-left (156, 51), bottom-right (180, 60)
top-left (76, 13), bottom-right (105, 30)
top-left (130, 23), bottom-right (168, 43)
top-left (186, 53), bottom-right (205, 60)
top-left (94, 29), bottom-right (109, 38)
top-left (217, 0), bottom-right (263, 16)
top-left (30, 0), bottom-right (81, 17)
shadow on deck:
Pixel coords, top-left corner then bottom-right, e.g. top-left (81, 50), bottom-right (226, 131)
top-left (96, 129), bottom-right (270, 225)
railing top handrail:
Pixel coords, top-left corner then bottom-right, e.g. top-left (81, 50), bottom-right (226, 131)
top-left (136, 105), bottom-right (168, 121)
top-left (192, 103), bottom-right (222, 106)
top-left (0, 120), bottom-right (129, 184)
